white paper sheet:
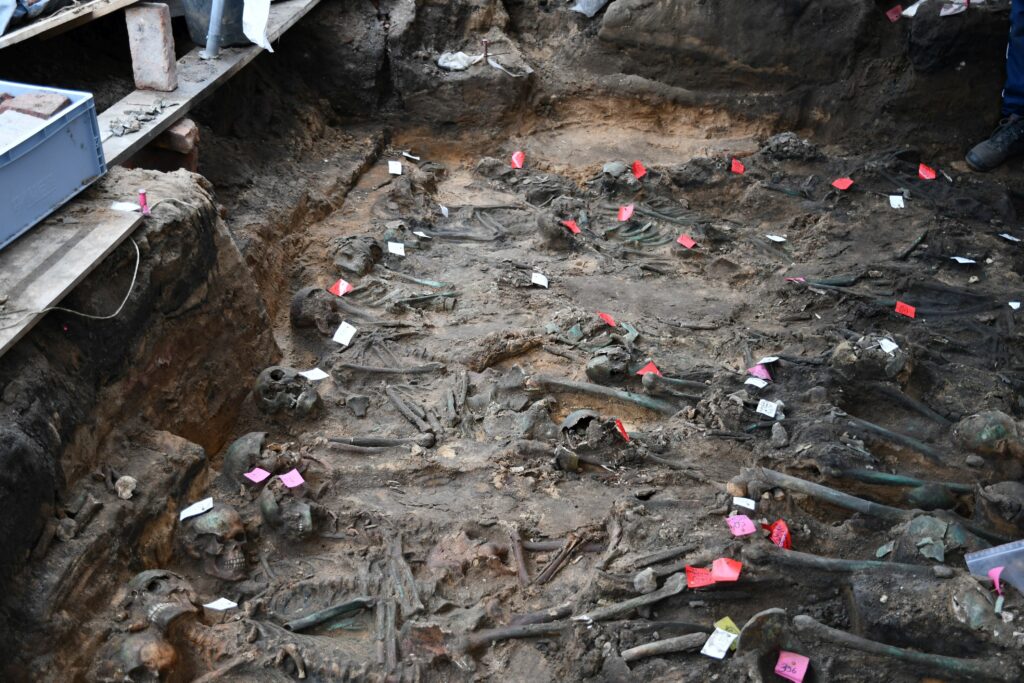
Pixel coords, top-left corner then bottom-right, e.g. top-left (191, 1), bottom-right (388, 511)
top-left (242, 0), bottom-right (273, 51)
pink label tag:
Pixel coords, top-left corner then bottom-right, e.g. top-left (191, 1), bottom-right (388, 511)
top-left (677, 234), bottom-right (697, 249)
top-left (989, 566), bottom-right (1005, 595)
top-left (731, 158), bottom-right (745, 174)
top-left (831, 177), bottom-right (854, 191)
top-left (784, 276), bottom-right (806, 283)
top-left (918, 163), bottom-right (936, 180)
top-left (279, 468), bottom-right (305, 488)
top-left (511, 150), bottom-right (525, 169)
top-left (748, 364), bottom-right (772, 381)
top-left (710, 558), bottom-right (742, 582)
top-left (561, 219), bottom-right (581, 234)
top-left (775, 651), bottom-right (810, 683)
top-left (631, 160), bottom-right (647, 179)
top-left (598, 311), bottom-right (617, 327)
top-left (617, 204), bottom-right (634, 222)
top-left (886, 5), bottom-right (903, 22)
top-left (243, 467), bottom-right (271, 483)
top-left (138, 189), bottom-right (151, 216)
top-left (895, 301), bottom-right (916, 318)
top-left (726, 515), bottom-right (757, 536)
top-left (328, 278), bottom-right (353, 296)
top-left (686, 565), bottom-right (716, 588)
top-left (636, 361), bottom-right (662, 377)
top-left (614, 419), bottom-right (630, 442)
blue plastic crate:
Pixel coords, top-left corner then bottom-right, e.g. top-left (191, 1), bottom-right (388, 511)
top-left (0, 80), bottom-right (107, 251)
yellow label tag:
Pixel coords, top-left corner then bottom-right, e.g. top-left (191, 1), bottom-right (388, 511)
top-left (714, 616), bottom-right (740, 650)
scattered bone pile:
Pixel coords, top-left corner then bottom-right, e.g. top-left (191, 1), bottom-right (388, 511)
top-left (90, 133), bottom-right (1024, 682)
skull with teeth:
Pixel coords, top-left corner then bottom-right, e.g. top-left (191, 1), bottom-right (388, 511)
top-left (179, 503), bottom-right (248, 581)
top-left (125, 569), bottom-right (199, 631)
top-left (254, 366), bottom-right (323, 418)
top-left (258, 478), bottom-right (314, 541)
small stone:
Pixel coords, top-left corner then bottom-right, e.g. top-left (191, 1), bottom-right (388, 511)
top-left (770, 422), bottom-right (789, 448)
top-left (772, 488), bottom-right (786, 501)
top-left (634, 567), bottom-right (658, 594)
top-left (115, 475), bottom-right (138, 500)
top-left (55, 517), bottom-right (78, 542)
top-left (880, 594), bottom-right (888, 603)
top-left (966, 454), bottom-right (986, 468)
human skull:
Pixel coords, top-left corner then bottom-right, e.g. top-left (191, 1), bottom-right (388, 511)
top-left (254, 366), bottom-right (322, 418)
top-left (222, 431), bottom-right (267, 485)
top-left (258, 479), bottom-right (314, 541)
top-left (178, 503), bottom-right (248, 581)
top-left (93, 629), bottom-right (177, 683)
top-left (289, 286), bottom-right (342, 334)
top-left (124, 569), bottom-right (199, 631)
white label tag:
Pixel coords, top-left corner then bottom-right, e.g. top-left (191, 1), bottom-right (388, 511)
top-left (440, 205), bottom-right (449, 218)
top-left (701, 628), bottom-right (739, 659)
top-left (203, 597), bottom-right (238, 610)
top-left (1011, 301), bottom-right (1021, 310)
top-left (878, 338), bottom-right (899, 354)
top-left (388, 241), bottom-right (406, 256)
top-left (951, 256), bottom-right (976, 264)
top-left (531, 272), bottom-right (549, 288)
top-left (756, 356), bottom-right (779, 365)
top-left (111, 201), bottom-right (141, 212)
top-left (180, 497), bottom-right (214, 521)
top-left (299, 368), bottom-right (329, 381)
top-left (333, 321), bottom-right (357, 346)
top-left (413, 230), bottom-right (431, 239)
top-left (889, 195), bottom-right (905, 209)
top-left (388, 160), bottom-right (402, 175)
top-left (402, 151), bottom-right (420, 161)
top-left (765, 234), bottom-right (787, 243)
top-left (756, 399), bottom-right (778, 418)
top-left (999, 233), bottom-right (1021, 242)
top-left (733, 496), bottom-right (756, 510)
top-left (744, 377), bottom-right (768, 389)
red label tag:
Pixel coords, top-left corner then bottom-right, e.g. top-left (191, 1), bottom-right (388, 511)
top-left (831, 177), bottom-right (854, 191)
top-left (677, 234), bottom-right (697, 249)
top-left (710, 557), bottom-right (742, 582)
top-left (918, 163), bottom-right (936, 180)
top-left (614, 419), bottom-right (630, 442)
top-left (731, 158), bottom-right (745, 174)
top-left (685, 565), bottom-right (716, 589)
top-left (511, 150), bottom-right (525, 169)
top-left (328, 278), bottom-right (353, 296)
top-left (561, 219), bottom-right (581, 234)
top-left (631, 160), bottom-right (647, 179)
top-left (895, 301), bottom-right (916, 318)
top-left (763, 519), bottom-right (792, 549)
top-left (617, 204), bottom-right (634, 222)
top-left (636, 361), bottom-right (662, 377)
top-left (598, 311), bottom-right (617, 327)
top-left (886, 5), bottom-right (903, 22)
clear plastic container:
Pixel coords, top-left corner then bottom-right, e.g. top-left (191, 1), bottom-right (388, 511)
top-left (965, 539), bottom-right (1024, 594)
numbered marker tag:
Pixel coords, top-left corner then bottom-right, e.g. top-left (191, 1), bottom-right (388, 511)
top-left (756, 356), bottom-right (779, 365)
top-left (413, 230), bottom-right (431, 239)
top-left (895, 301), bottom-right (916, 318)
top-left (299, 368), bottom-right (329, 381)
top-left (685, 565), bottom-right (716, 588)
top-left (402, 151), bottom-right (420, 161)
top-left (766, 234), bottom-right (787, 243)
top-left (561, 219), bottom-right (581, 234)
top-left (701, 627), bottom-right (739, 659)
top-left (631, 160), bottom-right (647, 179)
top-left (243, 467), bottom-right (271, 483)
top-left (733, 496), bottom-right (756, 510)
top-left (711, 557), bottom-right (742, 582)
top-left (748, 364), bottom-right (772, 381)
top-left (531, 272), bottom-right (549, 288)
top-left (726, 514), bottom-right (757, 536)
top-left (745, 377), bottom-right (768, 389)
top-left (440, 204), bottom-right (449, 218)
top-left (111, 201), bottom-right (141, 212)
top-left (1011, 302), bottom-right (1021, 310)
top-left (333, 321), bottom-right (357, 346)
top-left (203, 598), bottom-right (238, 611)
top-left (388, 160), bottom-right (403, 175)
top-left (617, 204), bottom-right (634, 221)
top-left (614, 419), bottom-right (629, 442)
top-left (889, 195), bottom-right (905, 209)
top-left (387, 241), bottom-right (406, 256)
top-left (677, 234), bottom-right (697, 249)
top-left (918, 163), bottom-right (937, 180)
top-left (511, 150), bottom-right (525, 168)
top-left (598, 311), bottom-right (617, 327)
top-left (878, 338), bottom-right (899, 354)
top-left (885, 5), bottom-right (902, 22)
top-left (279, 468), bottom-right (305, 488)
top-left (775, 651), bottom-right (810, 683)
top-left (999, 233), bottom-right (1021, 242)
top-left (989, 566), bottom-right (1005, 595)
top-left (180, 497), bottom-right (214, 521)
top-left (831, 177), bottom-right (854, 191)
top-left (764, 519), bottom-right (792, 549)
top-left (328, 278), bottom-right (353, 296)
top-left (950, 256), bottom-right (976, 264)
top-left (756, 399), bottom-right (778, 418)
top-left (730, 158), bottom-right (745, 174)
top-left (785, 276), bottom-right (806, 283)
top-left (636, 361), bottom-right (662, 377)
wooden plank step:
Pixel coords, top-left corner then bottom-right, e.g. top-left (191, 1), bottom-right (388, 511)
top-left (0, 0), bottom-right (140, 50)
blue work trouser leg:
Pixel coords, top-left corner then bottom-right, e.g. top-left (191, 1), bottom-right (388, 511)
top-left (1003, 0), bottom-right (1024, 116)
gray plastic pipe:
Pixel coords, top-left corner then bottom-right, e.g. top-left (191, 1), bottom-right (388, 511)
top-left (201, 0), bottom-right (226, 59)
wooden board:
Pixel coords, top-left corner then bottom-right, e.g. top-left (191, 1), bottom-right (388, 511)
top-left (100, 0), bottom-right (322, 166)
top-left (0, 204), bottom-right (142, 356)
top-left (0, 0), bottom-right (139, 50)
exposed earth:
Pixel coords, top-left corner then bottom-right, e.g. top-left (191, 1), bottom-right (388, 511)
top-left (1, 1), bottom-right (1024, 681)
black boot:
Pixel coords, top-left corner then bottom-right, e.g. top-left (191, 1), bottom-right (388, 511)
top-left (966, 115), bottom-right (1024, 171)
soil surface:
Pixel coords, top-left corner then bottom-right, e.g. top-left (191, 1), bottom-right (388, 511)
top-left (3, 1), bottom-right (1024, 682)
